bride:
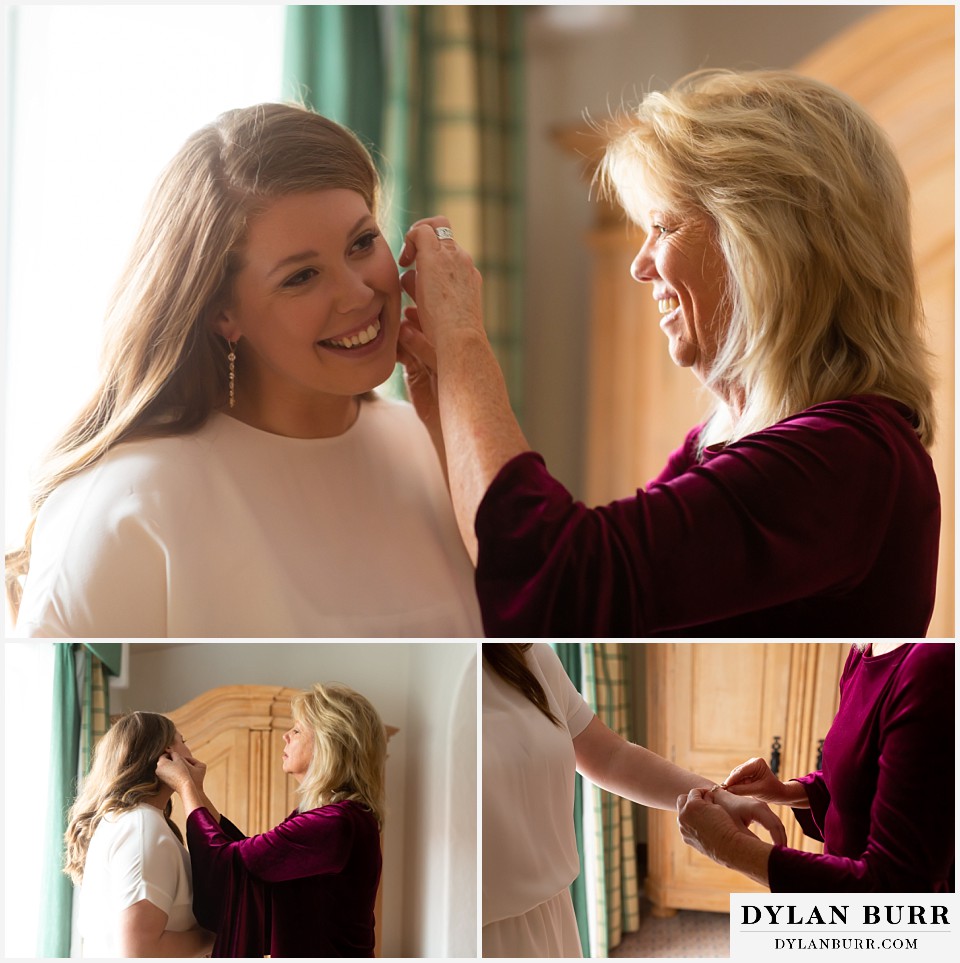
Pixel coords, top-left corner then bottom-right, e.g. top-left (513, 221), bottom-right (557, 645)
top-left (64, 712), bottom-right (214, 957)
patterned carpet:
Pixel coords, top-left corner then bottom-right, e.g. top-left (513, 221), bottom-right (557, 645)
top-left (609, 898), bottom-right (730, 958)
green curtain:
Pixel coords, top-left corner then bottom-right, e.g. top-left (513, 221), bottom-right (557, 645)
top-left (383, 5), bottom-right (525, 409)
top-left (39, 645), bottom-right (81, 957)
top-left (40, 644), bottom-right (116, 957)
top-left (552, 643), bottom-right (591, 957)
top-left (80, 648), bottom-right (115, 774)
top-left (283, 5), bottom-right (525, 411)
top-left (282, 5), bottom-right (384, 161)
top-left (582, 644), bottom-right (640, 956)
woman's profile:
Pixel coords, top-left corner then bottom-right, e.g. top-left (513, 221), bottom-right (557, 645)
top-left (64, 712), bottom-right (213, 958)
top-left (7, 103), bottom-right (481, 638)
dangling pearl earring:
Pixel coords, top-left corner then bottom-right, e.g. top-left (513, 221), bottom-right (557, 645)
top-left (227, 341), bottom-right (237, 409)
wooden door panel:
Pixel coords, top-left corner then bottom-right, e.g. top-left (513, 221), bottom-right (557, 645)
top-left (675, 644), bottom-right (792, 781)
top-left (167, 684), bottom-right (302, 835)
top-left (645, 643), bottom-right (845, 913)
top-left (168, 728), bottom-right (252, 838)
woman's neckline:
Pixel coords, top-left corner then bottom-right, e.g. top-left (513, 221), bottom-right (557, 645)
top-left (211, 397), bottom-right (374, 442)
top-left (863, 641), bottom-right (911, 660)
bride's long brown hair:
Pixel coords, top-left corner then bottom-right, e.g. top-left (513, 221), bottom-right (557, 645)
top-left (64, 711), bottom-right (184, 884)
top-left (482, 643), bottom-right (561, 726)
top-left (6, 102), bottom-right (382, 617)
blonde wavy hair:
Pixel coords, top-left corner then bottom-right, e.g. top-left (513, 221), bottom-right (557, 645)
top-left (598, 68), bottom-right (935, 452)
top-left (292, 683), bottom-right (387, 827)
top-left (64, 712), bottom-right (183, 884)
top-left (6, 103), bottom-right (382, 615)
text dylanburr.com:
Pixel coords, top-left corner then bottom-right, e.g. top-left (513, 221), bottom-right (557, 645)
top-left (730, 894), bottom-right (956, 958)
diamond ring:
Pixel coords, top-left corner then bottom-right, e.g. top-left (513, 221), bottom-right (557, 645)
top-left (434, 227), bottom-right (454, 241)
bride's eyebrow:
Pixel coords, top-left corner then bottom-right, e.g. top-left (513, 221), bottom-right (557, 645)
top-left (265, 214), bottom-right (375, 279)
top-left (267, 249), bottom-right (319, 279)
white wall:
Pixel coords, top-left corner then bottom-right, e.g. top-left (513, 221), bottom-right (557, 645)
top-left (522, 4), bottom-right (880, 494)
top-left (400, 645), bottom-right (478, 956)
top-left (114, 641), bottom-right (476, 958)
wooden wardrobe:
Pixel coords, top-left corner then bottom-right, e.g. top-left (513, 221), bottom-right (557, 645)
top-left (166, 684), bottom-right (397, 955)
top-left (644, 643), bottom-right (848, 914)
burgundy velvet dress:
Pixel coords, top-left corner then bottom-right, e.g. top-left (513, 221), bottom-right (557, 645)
top-left (768, 643), bottom-right (954, 892)
top-left (186, 799), bottom-right (381, 957)
top-left (474, 396), bottom-right (940, 637)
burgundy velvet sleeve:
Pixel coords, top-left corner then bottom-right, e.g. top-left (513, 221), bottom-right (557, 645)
top-left (212, 806), bottom-right (355, 883)
top-left (217, 814), bottom-right (246, 842)
top-left (646, 426), bottom-right (701, 486)
top-left (187, 808), bottom-right (268, 957)
top-left (787, 774), bottom-right (827, 842)
top-left (474, 400), bottom-right (909, 636)
top-left (767, 646), bottom-right (955, 892)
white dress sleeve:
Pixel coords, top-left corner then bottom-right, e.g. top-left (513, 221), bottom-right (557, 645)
top-left (107, 809), bottom-right (183, 916)
top-left (79, 807), bottom-right (197, 957)
top-left (530, 643), bottom-right (595, 737)
top-left (14, 458), bottom-right (169, 637)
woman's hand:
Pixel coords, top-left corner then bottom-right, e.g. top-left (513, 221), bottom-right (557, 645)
top-left (676, 788), bottom-right (773, 887)
top-left (677, 788), bottom-right (750, 863)
top-left (156, 751), bottom-right (205, 794)
top-left (398, 217), bottom-right (486, 350)
top-left (711, 788), bottom-right (787, 845)
top-left (397, 309), bottom-right (444, 466)
top-left (721, 756), bottom-right (807, 807)
top-left (397, 215), bottom-right (531, 559)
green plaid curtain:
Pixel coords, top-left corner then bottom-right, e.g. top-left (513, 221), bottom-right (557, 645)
top-left (384, 5), bottom-right (525, 411)
top-left (581, 643), bottom-right (640, 957)
top-left (80, 648), bottom-right (114, 773)
top-left (283, 5), bottom-right (525, 412)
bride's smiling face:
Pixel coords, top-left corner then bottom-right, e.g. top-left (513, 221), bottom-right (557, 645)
top-left (214, 189), bottom-right (402, 421)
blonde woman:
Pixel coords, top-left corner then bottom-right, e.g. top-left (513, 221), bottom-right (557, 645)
top-left (64, 712), bottom-right (214, 958)
top-left (398, 69), bottom-right (940, 637)
top-left (157, 683), bottom-right (386, 957)
top-left (7, 103), bottom-right (480, 638)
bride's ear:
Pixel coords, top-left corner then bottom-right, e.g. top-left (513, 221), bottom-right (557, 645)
top-left (210, 306), bottom-right (241, 343)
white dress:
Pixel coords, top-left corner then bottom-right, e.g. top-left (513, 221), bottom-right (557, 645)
top-left (482, 644), bottom-right (594, 957)
top-left (15, 397), bottom-right (483, 637)
top-left (78, 804), bottom-right (197, 958)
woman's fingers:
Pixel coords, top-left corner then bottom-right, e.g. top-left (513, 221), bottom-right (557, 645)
top-left (400, 267), bottom-right (417, 300)
top-left (399, 218), bottom-right (453, 267)
top-left (751, 803), bottom-right (788, 846)
top-left (722, 756), bottom-right (767, 792)
top-left (398, 321), bottom-right (438, 373)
